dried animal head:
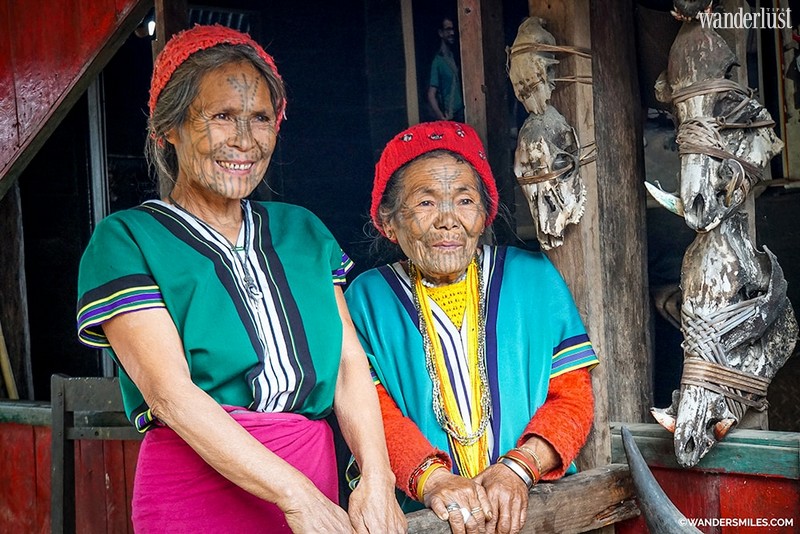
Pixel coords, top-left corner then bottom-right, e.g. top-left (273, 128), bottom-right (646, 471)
top-left (508, 17), bottom-right (559, 114)
top-left (514, 106), bottom-right (586, 250)
top-left (669, 211), bottom-right (797, 467)
top-left (647, 23), bottom-right (783, 232)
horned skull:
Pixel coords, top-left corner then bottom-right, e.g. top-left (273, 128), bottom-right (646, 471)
top-left (652, 211), bottom-right (797, 467)
top-left (514, 105), bottom-right (586, 250)
top-left (647, 23), bottom-right (783, 232)
top-left (508, 17), bottom-right (558, 115)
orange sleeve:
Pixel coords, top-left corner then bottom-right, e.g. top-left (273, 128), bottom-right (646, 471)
top-left (377, 383), bottom-right (452, 496)
top-left (516, 368), bottom-right (594, 480)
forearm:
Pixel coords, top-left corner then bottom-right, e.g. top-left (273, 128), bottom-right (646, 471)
top-left (427, 87), bottom-right (446, 120)
top-left (333, 288), bottom-right (394, 484)
top-left (517, 368), bottom-right (595, 480)
top-left (104, 309), bottom-right (315, 509)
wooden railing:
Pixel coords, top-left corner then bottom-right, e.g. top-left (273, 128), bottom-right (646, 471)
top-left (407, 464), bottom-right (639, 533)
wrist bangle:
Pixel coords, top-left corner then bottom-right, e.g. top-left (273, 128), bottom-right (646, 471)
top-left (498, 456), bottom-right (533, 489)
top-left (409, 456), bottom-right (447, 500)
top-left (518, 445), bottom-right (544, 477)
top-left (505, 449), bottom-right (539, 483)
top-left (416, 463), bottom-right (444, 501)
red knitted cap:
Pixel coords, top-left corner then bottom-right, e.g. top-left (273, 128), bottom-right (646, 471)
top-left (371, 121), bottom-right (499, 235)
top-left (149, 24), bottom-right (286, 130)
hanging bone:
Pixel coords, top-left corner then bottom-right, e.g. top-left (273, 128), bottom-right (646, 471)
top-left (646, 22), bottom-right (783, 232)
top-left (514, 105), bottom-right (587, 250)
top-left (651, 211), bottom-right (797, 467)
top-left (507, 17), bottom-right (558, 114)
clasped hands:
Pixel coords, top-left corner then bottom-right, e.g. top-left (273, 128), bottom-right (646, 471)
top-left (423, 464), bottom-right (530, 534)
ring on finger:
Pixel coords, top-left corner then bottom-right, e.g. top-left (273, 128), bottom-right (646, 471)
top-left (445, 502), bottom-right (460, 513)
top-left (470, 506), bottom-right (483, 516)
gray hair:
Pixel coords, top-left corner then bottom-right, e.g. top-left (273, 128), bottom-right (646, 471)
top-left (145, 44), bottom-right (286, 198)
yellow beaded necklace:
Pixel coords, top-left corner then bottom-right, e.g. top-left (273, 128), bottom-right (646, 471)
top-left (410, 258), bottom-right (491, 478)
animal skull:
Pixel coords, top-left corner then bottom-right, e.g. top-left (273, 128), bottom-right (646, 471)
top-left (652, 211), bottom-right (797, 467)
top-left (647, 23), bottom-right (783, 232)
top-left (508, 17), bottom-right (559, 114)
top-left (514, 106), bottom-right (586, 250)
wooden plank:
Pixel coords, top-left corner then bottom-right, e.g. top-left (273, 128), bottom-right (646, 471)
top-left (407, 464), bottom-right (639, 533)
top-left (0, 0), bottom-right (152, 201)
top-left (718, 475), bottom-right (800, 528)
top-left (103, 441), bottom-right (130, 534)
top-left (456, 0), bottom-right (488, 144)
top-left (611, 423), bottom-right (800, 479)
top-left (35, 425), bottom-right (52, 534)
top-left (0, 423), bottom-right (37, 533)
top-left (527, 0), bottom-right (612, 475)
top-left (152, 0), bottom-right (188, 58)
top-left (0, 0), bottom-right (18, 173)
top-left (76, 440), bottom-right (110, 533)
top-left (400, 0), bottom-right (418, 126)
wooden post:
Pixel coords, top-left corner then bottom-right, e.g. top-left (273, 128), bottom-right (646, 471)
top-left (457, 0), bottom-right (488, 145)
top-left (526, 1), bottom-right (610, 475)
top-left (152, 0), bottom-right (188, 59)
top-left (0, 182), bottom-right (32, 399)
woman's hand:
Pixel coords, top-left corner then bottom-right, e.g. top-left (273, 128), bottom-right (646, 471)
top-left (280, 480), bottom-right (354, 533)
top-left (473, 464), bottom-right (529, 534)
top-left (347, 474), bottom-right (406, 533)
top-left (423, 469), bottom-right (492, 534)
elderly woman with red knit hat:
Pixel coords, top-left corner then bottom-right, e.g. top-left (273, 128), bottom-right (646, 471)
top-left (75, 25), bottom-right (404, 533)
top-left (345, 121), bottom-right (599, 534)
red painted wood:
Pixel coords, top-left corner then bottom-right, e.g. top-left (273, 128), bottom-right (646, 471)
top-left (0, 0), bottom-right (19, 173)
top-left (0, 423), bottom-right (37, 533)
top-left (35, 426), bottom-right (52, 534)
top-left (718, 475), bottom-right (799, 533)
top-left (76, 440), bottom-right (111, 534)
top-left (0, 0), bottom-right (143, 182)
top-left (103, 441), bottom-right (131, 533)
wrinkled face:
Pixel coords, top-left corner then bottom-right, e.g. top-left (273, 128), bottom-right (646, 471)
top-left (167, 61), bottom-right (277, 201)
top-left (514, 107), bottom-right (585, 250)
top-left (383, 154), bottom-right (486, 285)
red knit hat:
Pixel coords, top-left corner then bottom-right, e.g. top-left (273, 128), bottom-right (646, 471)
top-left (149, 24), bottom-right (286, 130)
top-left (371, 121), bottom-right (499, 235)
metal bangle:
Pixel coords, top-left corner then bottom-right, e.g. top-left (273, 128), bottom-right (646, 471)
top-left (498, 456), bottom-right (533, 489)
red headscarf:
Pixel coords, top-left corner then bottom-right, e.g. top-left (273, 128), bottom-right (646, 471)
top-left (371, 121), bottom-right (499, 235)
top-left (148, 24), bottom-right (286, 130)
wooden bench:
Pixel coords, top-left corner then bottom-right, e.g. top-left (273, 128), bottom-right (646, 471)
top-left (50, 374), bottom-right (143, 534)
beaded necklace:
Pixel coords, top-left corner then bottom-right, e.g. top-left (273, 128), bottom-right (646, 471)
top-left (409, 256), bottom-right (492, 477)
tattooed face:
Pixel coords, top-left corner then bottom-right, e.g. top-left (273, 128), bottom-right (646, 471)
top-left (167, 61), bottom-right (277, 201)
top-left (384, 154), bottom-right (486, 285)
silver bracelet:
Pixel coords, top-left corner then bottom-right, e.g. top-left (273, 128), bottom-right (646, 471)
top-left (498, 457), bottom-right (533, 489)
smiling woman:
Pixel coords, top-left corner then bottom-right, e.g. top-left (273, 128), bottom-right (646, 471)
top-left (75, 24), bottom-right (405, 534)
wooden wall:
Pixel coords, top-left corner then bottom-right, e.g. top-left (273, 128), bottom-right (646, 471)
top-left (0, 414), bottom-right (139, 534)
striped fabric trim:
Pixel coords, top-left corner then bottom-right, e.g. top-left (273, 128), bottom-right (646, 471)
top-left (369, 365), bottom-right (381, 385)
top-left (333, 253), bottom-right (354, 285)
top-left (77, 275), bottom-right (165, 348)
top-left (385, 258), bottom-right (496, 466)
top-left (551, 334), bottom-right (598, 378)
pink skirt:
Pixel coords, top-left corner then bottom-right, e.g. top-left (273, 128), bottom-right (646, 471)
top-left (131, 408), bottom-right (338, 534)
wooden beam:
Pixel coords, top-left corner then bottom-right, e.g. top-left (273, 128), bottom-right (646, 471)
top-left (152, 0), bottom-right (188, 59)
top-left (457, 0), bottom-right (488, 144)
top-left (526, 1), bottom-right (612, 475)
top-left (400, 0), bottom-right (419, 126)
top-left (407, 464), bottom-right (639, 533)
top-left (0, 182), bottom-right (32, 399)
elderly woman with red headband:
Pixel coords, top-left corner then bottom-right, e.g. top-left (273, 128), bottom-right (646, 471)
top-left (75, 25), bottom-right (404, 534)
top-left (345, 121), bottom-right (599, 534)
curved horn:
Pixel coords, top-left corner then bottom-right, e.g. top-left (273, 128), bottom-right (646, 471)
top-left (645, 181), bottom-right (685, 217)
top-left (622, 426), bottom-right (700, 533)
